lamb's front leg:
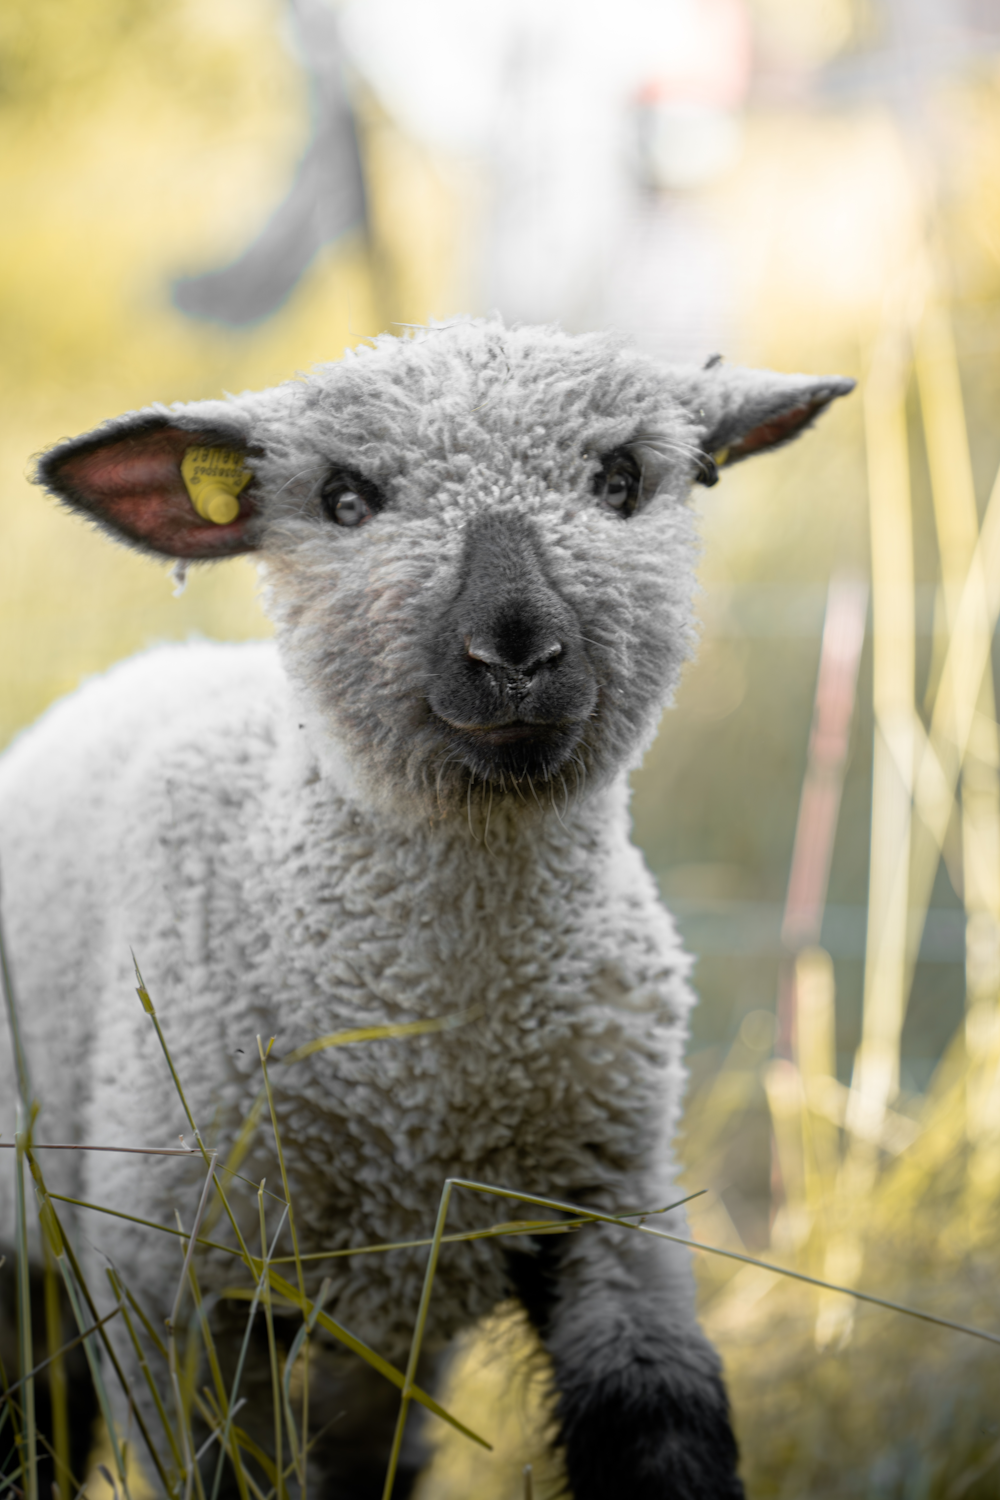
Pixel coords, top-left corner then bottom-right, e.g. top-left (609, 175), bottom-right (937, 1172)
top-left (509, 1215), bottom-right (744, 1499)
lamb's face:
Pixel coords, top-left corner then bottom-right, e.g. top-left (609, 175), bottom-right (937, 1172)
top-left (37, 320), bottom-right (853, 819)
top-left (254, 325), bottom-right (702, 812)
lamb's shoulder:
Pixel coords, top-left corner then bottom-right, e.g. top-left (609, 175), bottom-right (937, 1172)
top-left (0, 639), bottom-right (285, 825)
top-left (0, 638), bottom-right (293, 998)
top-left (0, 640), bottom-right (294, 1164)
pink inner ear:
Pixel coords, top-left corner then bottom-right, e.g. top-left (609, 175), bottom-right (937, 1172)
top-left (55, 426), bottom-right (257, 560)
top-left (729, 398), bottom-right (824, 459)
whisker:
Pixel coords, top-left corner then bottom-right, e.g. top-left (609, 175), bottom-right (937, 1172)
top-left (273, 465), bottom-right (325, 502)
top-left (570, 755), bottom-right (583, 798)
top-left (484, 784), bottom-right (495, 856)
top-left (435, 751), bottom-right (461, 810)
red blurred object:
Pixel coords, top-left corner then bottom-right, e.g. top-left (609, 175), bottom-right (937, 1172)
top-left (776, 574), bottom-right (869, 1058)
top-left (634, 0), bottom-right (752, 112)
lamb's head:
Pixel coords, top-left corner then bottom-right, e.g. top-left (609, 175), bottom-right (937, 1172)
top-left (37, 321), bottom-right (853, 818)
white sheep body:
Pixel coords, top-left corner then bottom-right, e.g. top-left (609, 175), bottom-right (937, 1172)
top-left (0, 320), bottom-right (852, 1498)
top-left (0, 636), bottom-right (693, 1354)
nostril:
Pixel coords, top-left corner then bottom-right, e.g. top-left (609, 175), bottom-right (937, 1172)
top-left (465, 634), bottom-right (563, 674)
top-left (531, 640), bottom-right (563, 668)
top-left (466, 634), bottom-right (503, 666)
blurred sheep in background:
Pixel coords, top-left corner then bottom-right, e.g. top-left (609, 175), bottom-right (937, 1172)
top-left (173, 0), bottom-right (750, 360)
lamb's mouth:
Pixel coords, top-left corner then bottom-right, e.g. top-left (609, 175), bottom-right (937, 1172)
top-left (431, 712), bottom-right (585, 782)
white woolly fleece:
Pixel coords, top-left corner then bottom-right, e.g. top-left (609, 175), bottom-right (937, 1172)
top-left (0, 636), bottom-right (694, 1318)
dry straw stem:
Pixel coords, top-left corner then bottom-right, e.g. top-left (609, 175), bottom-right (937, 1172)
top-left (914, 282), bottom-right (1000, 1162)
top-left (909, 281), bottom-right (1000, 1027)
top-left (906, 345), bottom-right (1000, 977)
top-left (852, 277), bottom-right (917, 1142)
top-left (806, 290), bottom-right (917, 1345)
top-left (694, 210), bottom-right (1000, 1491)
top-left (814, 251), bottom-right (1000, 1347)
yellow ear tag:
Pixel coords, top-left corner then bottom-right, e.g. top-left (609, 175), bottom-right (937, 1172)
top-left (714, 447), bottom-right (730, 467)
top-left (181, 447), bottom-right (251, 525)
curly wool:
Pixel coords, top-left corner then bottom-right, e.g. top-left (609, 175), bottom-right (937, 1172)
top-left (0, 319), bottom-right (851, 1493)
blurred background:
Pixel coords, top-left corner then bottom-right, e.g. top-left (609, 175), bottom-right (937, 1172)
top-left (5, 0), bottom-right (1000, 1494)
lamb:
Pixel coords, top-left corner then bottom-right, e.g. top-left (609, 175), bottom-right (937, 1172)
top-left (0, 319), bottom-right (853, 1499)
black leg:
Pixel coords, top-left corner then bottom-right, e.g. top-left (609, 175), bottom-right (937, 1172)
top-left (0, 1250), bottom-right (98, 1500)
top-left (507, 1221), bottom-right (744, 1500)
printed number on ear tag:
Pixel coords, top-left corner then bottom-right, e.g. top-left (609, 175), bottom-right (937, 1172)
top-left (181, 447), bottom-right (251, 525)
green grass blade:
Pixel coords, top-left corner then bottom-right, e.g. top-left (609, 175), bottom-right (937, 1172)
top-left (208, 1204), bottom-right (289, 1500)
top-left (134, 959), bottom-right (257, 1273)
top-left (186, 1264), bottom-right (250, 1500)
top-left (42, 1243), bottom-right (70, 1499)
top-left (48, 1191), bottom-right (241, 1260)
top-left (0, 869), bottom-right (33, 1109)
top-left (278, 1008), bottom-right (481, 1069)
top-left (257, 1183), bottom-right (285, 1500)
top-left (49, 1243), bottom-right (131, 1499)
top-left (14, 1114), bottom-right (37, 1500)
top-left (30, 1158), bottom-right (170, 1496)
top-left (381, 1180), bottom-right (454, 1500)
top-left (448, 1177), bottom-right (1000, 1349)
top-left (263, 1269), bottom-right (490, 1450)
top-left (255, 1040), bottom-right (307, 1490)
top-left (0, 1302), bottom-right (123, 1409)
top-left (107, 1269), bottom-right (184, 1477)
top-left (280, 1278), bottom-right (330, 1471)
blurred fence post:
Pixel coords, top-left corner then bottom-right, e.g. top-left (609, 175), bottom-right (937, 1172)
top-left (770, 574), bottom-right (866, 1250)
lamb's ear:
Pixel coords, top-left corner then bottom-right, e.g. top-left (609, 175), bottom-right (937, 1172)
top-left (36, 411), bottom-right (260, 559)
top-left (690, 366), bottom-right (856, 486)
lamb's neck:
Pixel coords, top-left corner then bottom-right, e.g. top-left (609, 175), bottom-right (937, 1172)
top-left (360, 777), bottom-right (627, 885)
top-left (283, 705), bottom-right (632, 891)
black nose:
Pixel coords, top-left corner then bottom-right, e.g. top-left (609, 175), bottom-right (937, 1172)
top-left (426, 512), bottom-right (598, 780)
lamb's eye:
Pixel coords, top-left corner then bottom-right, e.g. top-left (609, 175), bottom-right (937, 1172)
top-left (594, 451), bottom-right (641, 517)
top-left (321, 471), bottom-right (381, 527)
top-left (330, 489), bottom-right (368, 527)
